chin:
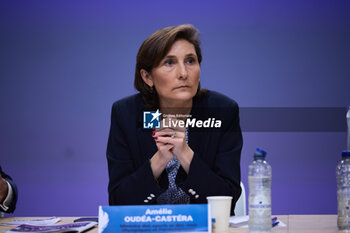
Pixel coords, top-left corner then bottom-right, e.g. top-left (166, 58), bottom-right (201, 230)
top-left (174, 92), bottom-right (195, 101)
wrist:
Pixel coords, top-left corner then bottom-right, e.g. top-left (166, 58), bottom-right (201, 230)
top-left (184, 146), bottom-right (194, 164)
top-left (150, 152), bottom-right (169, 179)
top-left (177, 146), bottom-right (194, 174)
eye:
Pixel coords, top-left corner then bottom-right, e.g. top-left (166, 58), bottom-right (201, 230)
top-left (186, 57), bottom-right (196, 64)
top-left (164, 59), bottom-right (175, 66)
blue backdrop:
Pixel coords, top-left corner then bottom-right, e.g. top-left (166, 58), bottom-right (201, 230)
top-left (1, 0), bottom-right (349, 216)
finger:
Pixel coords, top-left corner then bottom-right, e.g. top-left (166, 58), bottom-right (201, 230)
top-left (163, 144), bottom-right (174, 151)
top-left (155, 140), bottom-right (169, 147)
top-left (155, 137), bottom-right (177, 147)
top-left (155, 131), bottom-right (185, 139)
top-left (154, 131), bottom-right (175, 138)
top-left (158, 144), bottom-right (174, 153)
top-left (155, 127), bottom-right (175, 134)
top-left (156, 136), bottom-right (172, 145)
top-left (156, 136), bottom-right (184, 145)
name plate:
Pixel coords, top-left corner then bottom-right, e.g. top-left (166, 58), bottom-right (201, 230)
top-left (98, 204), bottom-right (210, 233)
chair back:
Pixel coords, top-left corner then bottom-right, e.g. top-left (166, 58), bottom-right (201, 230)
top-left (234, 182), bottom-right (246, 216)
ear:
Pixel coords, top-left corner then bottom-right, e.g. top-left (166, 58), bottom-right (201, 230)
top-left (140, 69), bottom-right (154, 88)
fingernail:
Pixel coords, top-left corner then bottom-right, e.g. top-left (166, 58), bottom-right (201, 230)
top-left (152, 132), bottom-right (155, 136)
top-left (154, 137), bottom-right (158, 140)
top-left (152, 129), bottom-right (155, 131)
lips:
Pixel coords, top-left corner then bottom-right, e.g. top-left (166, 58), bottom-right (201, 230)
top-left (175, 85), bottom-right (189, 89)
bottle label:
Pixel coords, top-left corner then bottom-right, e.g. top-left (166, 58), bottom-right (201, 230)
top-left (338, 189), bottom-right (350, 217)
top-left (248, 176), bottom-right (271, 217)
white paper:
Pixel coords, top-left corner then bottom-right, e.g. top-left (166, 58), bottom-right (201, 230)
top-left (229, 215), bottom-right (286, 228)
top-left (229, 215), bottom-right (249, 225)
top-left (0, 217), bottom-right (60, 226)
top-left (5, 221), bottom-right (96, 233)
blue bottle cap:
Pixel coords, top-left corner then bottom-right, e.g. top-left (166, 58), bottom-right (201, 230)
top-left (342, 151), bottom-right (350, 158)
top-left (254, 148), bottom-right (267, 158)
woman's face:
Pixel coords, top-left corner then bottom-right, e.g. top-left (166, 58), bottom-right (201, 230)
top-left (142, 39), bottom-right (200, 107)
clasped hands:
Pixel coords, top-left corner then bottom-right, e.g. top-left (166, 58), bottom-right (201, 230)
top-left (150, 117), bottom-right (194, 178)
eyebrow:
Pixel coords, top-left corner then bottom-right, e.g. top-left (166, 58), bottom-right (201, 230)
top-left (163, 53), bottom-right (197, 59)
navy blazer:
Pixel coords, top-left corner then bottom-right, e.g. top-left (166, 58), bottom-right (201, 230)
top-left (0, 166), bottom-right (18, 213)
top-left (107, 90), bottom-right (243, 215)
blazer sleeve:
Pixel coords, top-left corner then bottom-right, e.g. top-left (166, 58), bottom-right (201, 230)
top-left (0, 167), bottom-right (18, 213)
top-left (177, 101), bottom-right (242, 213)
top-left (106, 102), bottom-right (164, 205)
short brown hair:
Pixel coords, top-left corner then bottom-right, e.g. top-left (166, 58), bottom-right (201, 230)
top-left (134, 24), bottom-right (206, 110)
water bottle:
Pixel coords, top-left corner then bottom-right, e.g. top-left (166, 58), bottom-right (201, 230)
top-left (248, 148), bottom-right (272, 232)
top-left (337, 150), bottom-right (350, 231)
top-left (347, 106), bottom-right (350, 150)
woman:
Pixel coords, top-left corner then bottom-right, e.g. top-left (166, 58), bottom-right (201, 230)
top-left (107, 24), bottom-right (242, 215)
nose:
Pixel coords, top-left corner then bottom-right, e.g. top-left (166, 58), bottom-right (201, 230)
top-left (178, 63), bottom-right (188, 79)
